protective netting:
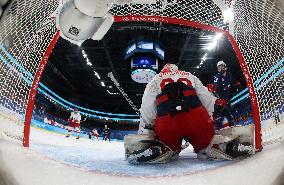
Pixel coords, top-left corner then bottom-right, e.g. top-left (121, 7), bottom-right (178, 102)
top-left (0, 0), bottom-right (59, 140)
top-left (233, 1), bottom-right (284, 117)
top-left (110, 0), bottom-right (228, 30)
top-left (232, 0), bottom-right (284, 145)
top-left (0, 0), bottom-right (283, 147)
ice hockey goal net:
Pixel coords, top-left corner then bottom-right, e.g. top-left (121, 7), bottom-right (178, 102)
top-left (0, 0), bottom-right (283, 150)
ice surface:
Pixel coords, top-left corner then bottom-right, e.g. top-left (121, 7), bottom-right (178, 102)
top-left (0, 123), bottom-right (284, 185)
top-left (29, 128), bottom-right (231, 177)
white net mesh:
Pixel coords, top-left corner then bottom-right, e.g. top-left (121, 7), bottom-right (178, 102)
top-left (232, 0), bottom-right (284, 145)
top-left (0, 0), bottom-right (59, 141)
top-left (0, 0), bottom-right (283, 147)
top-left (110, 0), bottom-right (228, 30)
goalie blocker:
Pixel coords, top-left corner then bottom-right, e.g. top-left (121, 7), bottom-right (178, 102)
top-left (124, 125), bottom-right (255, 164)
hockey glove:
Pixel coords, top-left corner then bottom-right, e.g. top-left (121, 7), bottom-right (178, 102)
top-left (215, 99), bottom-right (227, 107)
top-left (207, 84), bottom-right (217, 93)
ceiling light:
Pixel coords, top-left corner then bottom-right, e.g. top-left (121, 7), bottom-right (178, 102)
top-left (206, 41), bottom-right (217, 50)
top-left (107, 90), bottom-right (118, 95)
top-left (101, 81), bottom-right (105, 87)
top-left (94, 72), bottom-right (100, 79)
top-left (214, 33), bottom-right (223, 40)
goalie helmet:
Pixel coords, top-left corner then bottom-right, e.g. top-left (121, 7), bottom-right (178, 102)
top-left (160, 63), bottom-right (178, 73)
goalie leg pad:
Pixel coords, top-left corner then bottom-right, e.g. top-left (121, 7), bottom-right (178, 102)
top-left (216, 125), bottom-right (255, 146)
top-left (124, 134), bottom-right (155, 159)
top-left (127, 146), bottom-right (162, 164)
top-left (198, 134), bottom-right (254, 160)
top-left (225, 140), bottom-right (254, 158)
top-left (198, 147), bottom-right (233, 161)
top-left (127, 145), bottom-right (176, 164)
top-left (124, 134), bottom-right (176, 164)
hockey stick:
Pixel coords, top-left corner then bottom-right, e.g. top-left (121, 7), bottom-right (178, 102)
top-left (108, 72), bottom-right (140, 115)
top-left (81, 116), bottom-right (87, 122)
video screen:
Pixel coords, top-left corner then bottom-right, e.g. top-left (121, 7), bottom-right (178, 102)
top-left (131, 56), bottom-right (157, 69)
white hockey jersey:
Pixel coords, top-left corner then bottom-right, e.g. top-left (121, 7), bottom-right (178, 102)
top-left (70, 111), bottom-right (81, 122)
top-left (138, 64), bottom-right (217, 135)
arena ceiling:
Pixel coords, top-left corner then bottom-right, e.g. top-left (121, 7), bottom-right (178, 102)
top-left (41, 21), bottom-right (245, 115)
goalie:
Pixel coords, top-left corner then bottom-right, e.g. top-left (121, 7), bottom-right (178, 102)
top-left (125, 64), bottom-right (254, 164)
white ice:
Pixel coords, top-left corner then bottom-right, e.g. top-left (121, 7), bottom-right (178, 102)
top-left (0, 123), bottom-right (284, 185)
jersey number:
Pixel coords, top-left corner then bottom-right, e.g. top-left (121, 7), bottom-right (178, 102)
top-left (160, 78), bottom-right (192, 90)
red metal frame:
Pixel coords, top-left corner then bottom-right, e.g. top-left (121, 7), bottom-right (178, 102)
top-left (23, 15), bottom-right (262, 150)
top-left (23, 31), bottom-right (60, 147)
top-left (227, 34), bottom-right (262, 151)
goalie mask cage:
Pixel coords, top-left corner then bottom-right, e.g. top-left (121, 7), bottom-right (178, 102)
top-left (0, 0), bottom-right (283, 150)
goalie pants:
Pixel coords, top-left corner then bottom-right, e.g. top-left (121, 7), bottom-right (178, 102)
top-left (155, 106), bottom-right (214, 153)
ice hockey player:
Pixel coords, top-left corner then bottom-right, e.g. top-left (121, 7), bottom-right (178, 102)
top-left (92, 128), bottom-right (99, 141)
top-left (124, 63), bottom-right (254, 164)
top-left (212, 61), bottom-right (241, 130)
top-left (103, 124), bottom-right (110, 142)
top-left (66, 108), bottom-right (81, 139)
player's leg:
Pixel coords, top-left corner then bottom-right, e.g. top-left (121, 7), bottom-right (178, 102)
top-left (66, 126), bottom-right (73, 138)
top-left (125, 116), bottom-right (181, 164)
top-left (74, 127), bottom-right (80, 139)
top-left (221, 117), bottom-right (231, 129)
top-left (223, 109), bottom-right (234, 128)
top-left (66, 120), bottom-right (75, 137)
top-left (155, 115), bottom-right (183, 153)
top-left (214, 111), bottom-right (225, 130)
top-left (179, 106), bottom-right (215, 153)
top-left (108, 134), bottom-right (110, 142)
